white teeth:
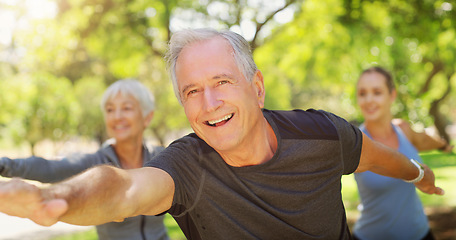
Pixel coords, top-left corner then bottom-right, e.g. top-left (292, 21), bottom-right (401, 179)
top-left (208, 114), bottom-right (233, 125)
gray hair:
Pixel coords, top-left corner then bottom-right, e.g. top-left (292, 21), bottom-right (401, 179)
top-left (165, 28), bottom-right (258, 105)
top-left (100, 79), bottom-right (155, 117)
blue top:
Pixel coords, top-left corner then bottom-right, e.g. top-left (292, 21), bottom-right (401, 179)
top-left (353, 124), bottom-right (429, 240)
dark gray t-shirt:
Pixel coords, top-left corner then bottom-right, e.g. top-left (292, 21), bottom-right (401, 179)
top-left (147, 109), bottom-right (363, 240)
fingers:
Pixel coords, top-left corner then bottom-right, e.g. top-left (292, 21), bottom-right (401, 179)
top-left (417, 184), bottom-right (445, 195)
top-left (413, 164), bottom-right (445, 195)
top-left (433, 187), bottom-right (445, 196)
top-left (46, 199), bottom-right (68, 218)
top-left (415, 184), bottom-right (445, 195)
top-left (0, 178), bottom-right (67, 226)
top-left (31, 199), bottom-right (68, 226)
top-left (0, 178), bottom-right (42, 217)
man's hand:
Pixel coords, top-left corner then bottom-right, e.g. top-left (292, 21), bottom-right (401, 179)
top-left (414, 164), bottom-right (445, 195)
top-left (0, 178), bottom-right (68, 226)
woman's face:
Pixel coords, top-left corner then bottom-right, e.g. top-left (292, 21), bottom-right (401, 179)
top-left (104, 93), bottom-right (150, 143)
top-left (356, 72), bottom-right (396, 122)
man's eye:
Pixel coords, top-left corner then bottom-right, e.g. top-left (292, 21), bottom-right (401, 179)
top-left (187, 89), bottom-right (197, 96)
top-left (218, 80), bottom-right (228, 85)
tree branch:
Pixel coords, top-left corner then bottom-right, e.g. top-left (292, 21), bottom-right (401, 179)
top-left (429, 72), bottom-right (453, 142)
top-left (250, 0), bottom-right (299, 50)
top-left (418, 60), bottom-right (444, 96)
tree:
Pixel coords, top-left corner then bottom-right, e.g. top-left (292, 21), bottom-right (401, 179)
top-left (3, 0), bottom-right (305, 146)
top-left (5, 73), bottom-right (80, 155)
top-left (255, 0), bottom-right (455, 141)
top-left (340, 0), bottom-right (456, 141)
top-left (4, 0), bottom-right (452, 147)
top-left (73, 77), bottom-right (106, 144)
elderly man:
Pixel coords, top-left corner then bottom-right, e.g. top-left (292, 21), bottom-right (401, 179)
top-left (0, 28), bottom-right (443, 240)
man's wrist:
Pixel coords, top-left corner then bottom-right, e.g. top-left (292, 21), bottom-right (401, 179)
top-left (404, 159), bottom-right (424, 183)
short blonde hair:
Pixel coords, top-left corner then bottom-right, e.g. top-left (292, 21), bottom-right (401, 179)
top-left (100, 79), bottom-right (155, 117)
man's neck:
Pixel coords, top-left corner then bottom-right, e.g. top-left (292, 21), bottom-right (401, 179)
top-left (219, 117), bottom-right (278, 167)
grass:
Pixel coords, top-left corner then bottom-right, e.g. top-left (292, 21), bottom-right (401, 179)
top-left (51, 229), bottom-right (98, 240)
top-left (54, 151), bottom-right (456, 240)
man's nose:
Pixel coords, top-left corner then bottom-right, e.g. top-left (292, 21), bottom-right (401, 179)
top-left (203, 88), bottom-right (222, 112)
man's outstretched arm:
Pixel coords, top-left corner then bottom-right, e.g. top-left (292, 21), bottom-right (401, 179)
top-left (356, 132), bottom-right (444, 195)
top-left (0, 165), bottom-right (174, 226)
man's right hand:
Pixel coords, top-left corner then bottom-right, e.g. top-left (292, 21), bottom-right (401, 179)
top-left (0, 178), bottom-right (68, 226)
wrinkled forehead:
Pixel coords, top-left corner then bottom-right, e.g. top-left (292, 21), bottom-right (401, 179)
top-left (178, 37), bottom-right (233, 64)
top-left (176, 37), bottom-right (236, 80)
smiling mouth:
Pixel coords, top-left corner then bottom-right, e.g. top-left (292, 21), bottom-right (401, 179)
top-left (364, 107), bottom-right (377, 113)
top-left (113, 125), bottom-right (128, 130)
top-left (206, 113), bottom-right (234, 127)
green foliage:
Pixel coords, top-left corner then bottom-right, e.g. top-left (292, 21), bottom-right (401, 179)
top-left (51, 228), bottom-right (98, 240)
top-left (2, 72), bottom-right (80, 154)
top-left (0, 0), bottom-right (304, 148)
top-left (0, 0), bottom-right (454, 148)
top-left (256, 0), bottom-right (360, 116)
top-left (255, 0), bottom-right (456, 129)
top-left (164, 214), bottom-right (186, 240)
top-left (73, 77), bottom-right (106, 143)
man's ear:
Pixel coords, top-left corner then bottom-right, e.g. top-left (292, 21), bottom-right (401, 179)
top-left (252, 70), bottom-right (266, 108)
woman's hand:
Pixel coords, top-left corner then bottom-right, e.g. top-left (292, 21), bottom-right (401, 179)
top-left (414, 163), bottom-right (445, 195)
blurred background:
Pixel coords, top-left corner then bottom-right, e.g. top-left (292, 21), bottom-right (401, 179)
top-left (0, 0), bottom-right (455, 239)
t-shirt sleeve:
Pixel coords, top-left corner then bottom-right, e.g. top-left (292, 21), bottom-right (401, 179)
top-left (145, 135), bottom-right (205, 215)
top-left (319, 110), bottom-right (363, 174)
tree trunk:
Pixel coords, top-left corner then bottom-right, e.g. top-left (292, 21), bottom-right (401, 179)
top-left (428, 74), bottom-right (452, 142)
top-left (30, 141), bottom-right (36, 156)
top-left (152, 128), bottom-right (165, 147)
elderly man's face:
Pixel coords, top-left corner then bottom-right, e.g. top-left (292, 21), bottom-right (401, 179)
top-left (175, 37), bottom-right (265, 153)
